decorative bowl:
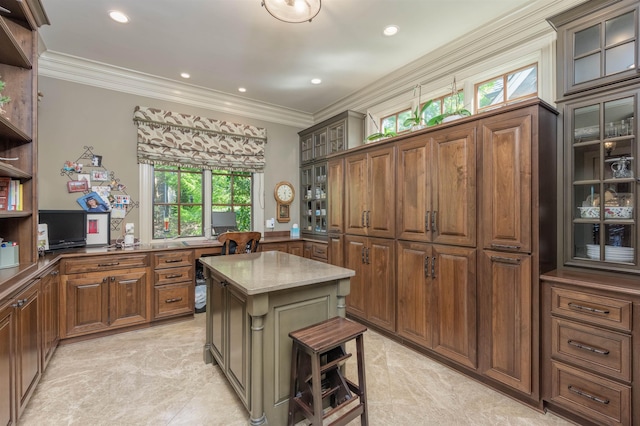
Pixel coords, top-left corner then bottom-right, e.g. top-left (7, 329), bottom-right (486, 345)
top-left (604, 206), bottom-right (633, 219)
top-left (578, 207), bottom-right (600, 218)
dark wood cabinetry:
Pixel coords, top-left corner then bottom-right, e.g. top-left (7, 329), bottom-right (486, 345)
top-left (60, 254), bottom-right (150, 339)
top-left (40, 267), bottom-right (59, 369)
top-left (152, 251), bottom-right (194, 320)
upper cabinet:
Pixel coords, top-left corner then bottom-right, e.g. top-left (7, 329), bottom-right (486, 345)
top-left (298, 110), bottom-right (364, 165)
top-left (549, 0), bottom-right (639, 98)
top-left (0, 0), bottom-right (48, 285)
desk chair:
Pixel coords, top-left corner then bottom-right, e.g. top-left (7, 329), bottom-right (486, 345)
top-left (218, 231), bottom-right (261, 255)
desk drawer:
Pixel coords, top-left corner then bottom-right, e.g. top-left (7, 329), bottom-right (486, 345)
top-left (550, 287), bottom-right (631, 332)
top-left (551, 361), bottom-right (630, 426)
top-left (551, 318), bottom-right (631, 382)
top-left (311, 243), bottom-right (328, 261)
top-left (154, 265), bottom-right (194, 286)
top-left (153, 282), bottom-right (194, 319)
top-left (153, 251), bottom-right (194, 269)
top-left (63, 254), bottom-right (148, 274)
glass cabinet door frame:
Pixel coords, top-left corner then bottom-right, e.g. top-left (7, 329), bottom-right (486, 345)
top-left (564, 87), bottom-right (638, 271)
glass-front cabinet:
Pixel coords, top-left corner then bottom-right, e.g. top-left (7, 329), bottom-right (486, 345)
top-left (568, 90), bottom-right (637, 269)
top-left (300, 163), bottom-right (327, 234)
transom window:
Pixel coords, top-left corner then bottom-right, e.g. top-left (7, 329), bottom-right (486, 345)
top-left (380, 90), bottom-right (465, 133)
top-left (476, 64), bottom-right (538, 112)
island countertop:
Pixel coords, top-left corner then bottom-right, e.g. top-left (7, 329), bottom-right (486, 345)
top-left (199, 251), bottom-right (355, 295)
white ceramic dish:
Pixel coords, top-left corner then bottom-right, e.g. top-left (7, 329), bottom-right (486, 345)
top-left (578, 207), bottom-right (600, 218)
top-left (604, 206), bottom-right (633, 219)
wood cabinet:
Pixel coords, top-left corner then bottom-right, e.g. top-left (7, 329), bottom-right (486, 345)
top-left (396, 124), bottom-right (476, 246)
top-left (303, 241), bottom-right (328, 263)
top-left (260, 240), bottom-right (303, 256)
top-left (60, 254), bottom-right (150, 339)
top-left (40, 267), bottom-right (59, 369)
top-left (344, 234), bottom-right (395, 332)
top-left (152, 251), bottom-right (194, 320)
top-left (327, 158), bottom-right (344, 234)
top-left (541, 270), bottom-right (638, 426)
top-left (0, 0), bottom-right (48, 295)
top-left (344, 145), bottom-right (395, 238)
top-left (327, 233), bottom-right (343, 267)
top-left (0, 277), bottom-right (42, 424)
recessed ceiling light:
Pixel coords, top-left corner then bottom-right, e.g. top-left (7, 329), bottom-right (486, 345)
top-left (180, 72), bottom-right (190, 79)
top-left (311, 78), bottom-right (322, 85)
top-left (238, 87), bottom-right (247, 93)
top-left (383, 25), bottom-right (398, 36)
top-left (109, 10), bottom-right (129, 23)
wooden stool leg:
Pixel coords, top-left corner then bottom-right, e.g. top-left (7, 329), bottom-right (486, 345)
top-left (356, 334), bottom-right (368, 426)
top-left (311, 351), bottom-right (323, 425)
top-left (288, 342), bottom-right (300, 426)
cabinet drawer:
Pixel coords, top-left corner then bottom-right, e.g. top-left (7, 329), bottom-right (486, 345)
top-left (550, 287), bottom-right (632, 332)
top-left (153, 282), bottom-right (194, 320)
top-left (154, 265), bottom-right (194, 286)
top-left (311, 243), bottom-right (328, 261)
top-left (551, 318), bottom-right (631, 382)
top-left (551, 361), bottom-right (631, 426)
top-left (63, 254), bottom-right (148, 274)
top-left (153, 251), bottom-right (194, 269)
top-left (260, 242), bottom-right (288, 253)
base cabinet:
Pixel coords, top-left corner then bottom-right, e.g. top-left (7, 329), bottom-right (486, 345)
top-left (60, 255), bottom-right (150, 339)
top-left (152, 251), bottom-right (194, 320)
top-left (344, 235), bottom-right (395, 332)
top-left (40, 268), bottom-right (59, 370)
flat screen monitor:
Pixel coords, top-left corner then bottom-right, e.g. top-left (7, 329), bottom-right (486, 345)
top-left (212, 211), bottom-right (238, 235)
top-left (39, 210), bottom-right (87, 251)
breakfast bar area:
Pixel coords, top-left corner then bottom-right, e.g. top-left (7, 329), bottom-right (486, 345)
top-left (199, 251), bottom-right (354, 426)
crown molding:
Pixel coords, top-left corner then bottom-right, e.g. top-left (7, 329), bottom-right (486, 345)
top-left (313, 0), bottom-right (585, 122)
top-left (37, 51), bottom-right (314, 129)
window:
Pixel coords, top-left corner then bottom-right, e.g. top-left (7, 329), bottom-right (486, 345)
top-left (152, 166), bottom-right (253, 239)
top-left (476, 64), bottom-right (537, 112)
top-left (422, 91), bottom-right (465, 124)
top-left (212, 170), bottom-right (253, 231)
top-left (381, 108), bottom-right (411, 134)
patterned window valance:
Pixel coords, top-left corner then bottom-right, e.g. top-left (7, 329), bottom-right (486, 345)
top-left (133, 106), bottom-right (267, 172)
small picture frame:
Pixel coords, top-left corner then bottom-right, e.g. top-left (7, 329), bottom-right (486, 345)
top-left (91, 170), bottom-right (109, 181)
top-left (77, 191), bottom-right (110, 212)
top-left (86, 212), bottom-right (110, 247)
top-left (67, 180), bottom-right (89, 193)
top-left (91, 155), bottom-right (103, 167)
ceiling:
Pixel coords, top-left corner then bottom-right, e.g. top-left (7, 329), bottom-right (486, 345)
top-left (38, 0), bottom-right (535, 115)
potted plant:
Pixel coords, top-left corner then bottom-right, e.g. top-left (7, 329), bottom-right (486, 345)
top-left (365, 128), bottom-right (397, 143)
top-left (403, 99), bottom-right (433, 130)
top-left (426, 77), bottom-right (471, 126)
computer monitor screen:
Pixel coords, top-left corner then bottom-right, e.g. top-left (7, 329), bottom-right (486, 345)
top-left (39, 210), bottom-right (87, 250)
top-left (212, 211), bottom-right (238, 235)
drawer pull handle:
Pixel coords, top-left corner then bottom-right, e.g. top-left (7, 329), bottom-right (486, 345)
top-left (491, 244), bottom-right (521, 250)
top-left (98, 262), bottom-right (120, 267)
top-left (490, 256), bottom-right (521, 264)
top-left (166, 274), bottom-right (183, 279)
top-left (567, 302), bottom-right (610, 315)
top-left (432, 211), bottom-right (437, 232)
top-left (568, 385), bottom-right (610, 405)
top-left (165, 297), bottom-right (183, 304)
top-left (424, 256), bottom-right (430, 278)
top-left (425, 211), bottom-right (430, 231)
top-left (164, 259), bottom-right (182, 263)
top-left (568, 339), bottom-right (610, 355)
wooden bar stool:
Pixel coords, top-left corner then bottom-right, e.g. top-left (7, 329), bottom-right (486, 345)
top-left (287, 316), bottom-right (368, 426)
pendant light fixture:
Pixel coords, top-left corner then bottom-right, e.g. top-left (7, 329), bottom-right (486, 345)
top-left (262, 0), bottom-right (321, 23)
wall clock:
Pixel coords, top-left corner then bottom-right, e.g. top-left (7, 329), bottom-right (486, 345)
top-left (274, 181), bottom-right (295, 223)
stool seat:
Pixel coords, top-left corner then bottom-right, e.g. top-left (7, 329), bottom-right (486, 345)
top-left (288, 316), bottom-right (368, 426)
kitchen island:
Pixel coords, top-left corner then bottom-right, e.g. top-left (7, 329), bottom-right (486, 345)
top-left (200, 251), bottom-right (354, 426)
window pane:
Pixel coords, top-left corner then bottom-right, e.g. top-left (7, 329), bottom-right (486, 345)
top-left (575, 53), bottom-right (601, 84)
top-left (477, 78), bottom-right (504, 109)
top-left (154, 170), bottom-right (177, 203)
top-left (153, 205), bottom-right (178, 239)
top-left (605, 12), bottom-right (634, 47)
top-left (397, 109), bottom-right (412, 132)
top-left (507, 65), bottom-right (537, 100)
top-left (233, 173), bottom-right (252, 204)
top-left (605, 42), bottom-right (635, 75)
top-left (212, 172), bottom-right (232, 204)
top-left (423, 100), bottom-right (441, 122)
top-left (235, 206), bottom-right (252, 231)
top-left (180, 205), bottom-right (203, 237)
top-left (575, 24), bottom-right (600, 57)
top-left (443, 92), bottom-right (464, 113)
top-left (179, 172), bottom-right (202, 203)
top-left (381, 116), bottom-right (396, 133)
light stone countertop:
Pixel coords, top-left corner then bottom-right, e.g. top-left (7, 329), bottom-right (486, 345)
top-left (199, 251), bottom-right (355, 295)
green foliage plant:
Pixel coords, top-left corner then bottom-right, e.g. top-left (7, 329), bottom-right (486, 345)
top-left (0, 79), bottom-right (10, 107)
top-left (365, 128), bottom-right (397, 142)
top-left (403, 99), bottom-right (433, 128)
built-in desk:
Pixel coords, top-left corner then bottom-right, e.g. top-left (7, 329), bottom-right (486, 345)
top-left (199, 251), bottom-right (354, 426)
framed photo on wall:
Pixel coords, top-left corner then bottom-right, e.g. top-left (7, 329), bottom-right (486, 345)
top-left (86, 212), bottom-right (110, 247)
top-left (67, 180), bottom-right (89, 193)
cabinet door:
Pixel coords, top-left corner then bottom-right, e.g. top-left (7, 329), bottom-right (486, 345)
top-left (344, 235), bottom-right (367, 319)
top-left (431, 245), bottom-right (477, 369)
top-left (397, 135), bottom-right (432, 242)
top-left (288, 241), bottom-right (303, 257)
top-left (328, 234), bottom-right (343, 267)
top-left (15, 282), bottom-right (41, 417)
top-left (109, 271), bottom-right (149, 328)
top-left (327, 158), bottom-right (344, 233)
top-left (41, 269), bottom-right (59, 369)
top-left (0, 303), bottom-right (15, 426)
top-left (367, 146), bottom-right (395, 238)
top-left (344, 153), bottom-right (368, 235)
top-left (482, 112), bottom-right (532, 253)
top-left (430, 125), bottom-right (477, 247)
top-left (209, 275), bottom-right (226, 367)
top-left (397, 240), bottom-right (431, 348)
top-left (63, 274), bottom-right (110, 337)
top-left (366, 237), bottom-right (396, 331)
top-left (226, 285), bottom-right (250, 406)
top-left (480, 251), bottom-right (533, 395)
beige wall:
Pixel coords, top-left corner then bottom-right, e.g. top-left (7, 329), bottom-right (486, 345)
top-left (37, 76), bottom-right (302, 239)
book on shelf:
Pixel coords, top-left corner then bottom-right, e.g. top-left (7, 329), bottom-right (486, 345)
top-left (7, 179), bottom-right (23, 211)
top-left (0, 177), bottom-right (9, 210)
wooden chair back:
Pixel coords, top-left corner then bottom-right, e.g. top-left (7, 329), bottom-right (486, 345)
top-left (218, 231), bottom-right (261, 255)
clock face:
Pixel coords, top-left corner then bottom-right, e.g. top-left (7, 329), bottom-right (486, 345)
top-left (275, 182), bottom-right (294, 204)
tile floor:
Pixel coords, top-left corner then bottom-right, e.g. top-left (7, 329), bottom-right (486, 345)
top-left (19, 314), bottom-right (573, 426)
